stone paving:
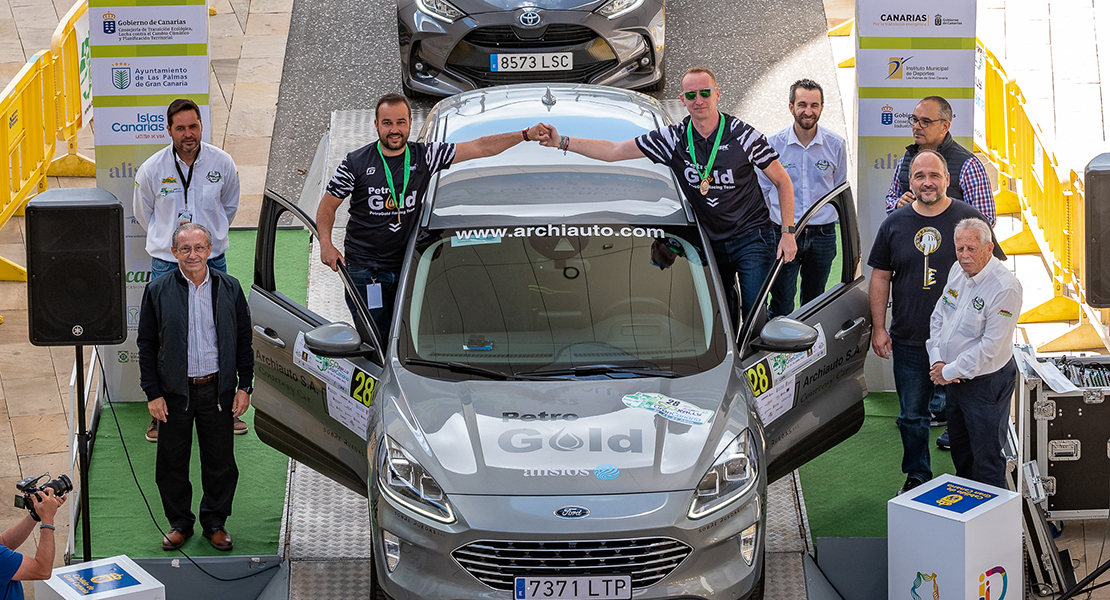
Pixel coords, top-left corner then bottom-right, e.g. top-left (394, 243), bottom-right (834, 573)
top-left (1, 0), bottom-right (1110, 598)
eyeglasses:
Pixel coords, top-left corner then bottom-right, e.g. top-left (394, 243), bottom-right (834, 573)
top-left (175, 244), bottom-right (211, 255)
top-left (682, 88), bottom-right (718, 101)
top-left (908, 116), bottom-right (948, 127)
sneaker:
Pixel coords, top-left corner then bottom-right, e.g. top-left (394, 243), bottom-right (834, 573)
top-left (930, 414), bottom-right (947, 427)
top-left (233, 416), bottom-right (248, 435)
top-left (936, 428), bottom-right (951, 451)
top-left (146, 418), bottom-right (159, 443)
top-left (897, 477), bottom-right (926, 496)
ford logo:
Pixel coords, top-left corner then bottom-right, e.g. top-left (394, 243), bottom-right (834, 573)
top-left (554, 506), bottom-right (590, 519)
top-left (518, 10), bottom-right (541, 27)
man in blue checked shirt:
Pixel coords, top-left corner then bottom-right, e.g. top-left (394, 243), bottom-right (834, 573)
top-left (759, 79), bottom-right (848, 317)
top-left (885, 96), bottom-right (996, 226)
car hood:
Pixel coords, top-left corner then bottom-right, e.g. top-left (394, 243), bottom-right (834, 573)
top-left (387, 360), bottom-right (748, 496)
top-left (456, 0), bottom-right (603, 14)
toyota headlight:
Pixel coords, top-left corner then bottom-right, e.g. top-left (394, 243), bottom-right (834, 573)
top-left (415, 0), bottom-right (464, 23)
top-left (595, 0), bottom-right (644, 19)
top-left (378, 436), bottom-right (456, 523)
top-left (688, 429), bottom-right (758, 519)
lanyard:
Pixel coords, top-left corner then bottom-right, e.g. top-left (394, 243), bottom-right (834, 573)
top-left (173, 145), bottom-right (199, 208)
top-left (377, 141), bottom-right (410, 225)
top-left (685, 114), bottom-right (725, 195)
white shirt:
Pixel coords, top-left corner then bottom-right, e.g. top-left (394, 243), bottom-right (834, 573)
top-left (926, 257), bottom-right (1023, 382)
top-left (758, 124), bottom-right (847, 226)
top-left (185, 268), bottom-right (219, 377)
top-left (133, 142), bottom-right (240, 262)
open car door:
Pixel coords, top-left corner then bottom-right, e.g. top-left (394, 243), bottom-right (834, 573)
top-left (249, 190), bottom-right (384, 497)
top-left (737, 184), bottom-right (871, 483)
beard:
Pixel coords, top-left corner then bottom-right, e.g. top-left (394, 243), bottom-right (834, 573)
top-left (914, 187), bottom-right (943, 205)
top-left (793, 114), bottom-right (817, 130)
top-left (379, 132), bottom-right (407, 151)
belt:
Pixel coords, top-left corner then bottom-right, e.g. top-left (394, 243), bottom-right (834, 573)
top-left (188, 373), bottom-right (217, 385)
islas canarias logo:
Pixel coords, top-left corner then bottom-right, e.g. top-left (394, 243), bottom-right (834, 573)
top-left (979, 566), bottom-right (1007, 600)
top-left (915, 227), bottom-right (942, 289)
top-left (910, 572), bottom-right (939, 600)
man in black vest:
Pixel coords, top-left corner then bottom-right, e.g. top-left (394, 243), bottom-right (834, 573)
top-left (884, 96), bottom-right (996, 226)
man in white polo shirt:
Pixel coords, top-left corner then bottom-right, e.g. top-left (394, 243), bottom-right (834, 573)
top-left (758, 79), bottom-right (847, 317)
top-left (926, 218), bottom-right (1022, 488)
top-left (134, 98), bottom-right (244, 441)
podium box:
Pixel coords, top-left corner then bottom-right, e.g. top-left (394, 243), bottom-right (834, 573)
top-left (35, 555), bottom-right (164, 600)
top-left (888, 474), bottom-right (1022, 600)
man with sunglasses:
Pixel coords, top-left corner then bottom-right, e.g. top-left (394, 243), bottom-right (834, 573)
top-left (540, 67), bottom-right (796, 324)
top-left (884, 96), bottom-right (995, 226)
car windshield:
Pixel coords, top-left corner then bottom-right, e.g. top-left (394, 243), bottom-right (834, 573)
top-left (398, 224), bottom-right (727, 380)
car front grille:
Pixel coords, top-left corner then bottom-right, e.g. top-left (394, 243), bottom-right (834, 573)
top-left (452, 537), bottom-right (692, 591)
top-left (463, 24), bottom-right (599, 49)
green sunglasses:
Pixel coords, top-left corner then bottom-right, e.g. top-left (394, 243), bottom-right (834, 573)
top-left (682, 87), bottom-right (718, 100)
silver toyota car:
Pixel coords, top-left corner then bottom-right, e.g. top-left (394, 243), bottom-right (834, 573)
top-left (397, 0), bottom-right (665, 97)
top-left (250, 84), bottom-right (869, 599)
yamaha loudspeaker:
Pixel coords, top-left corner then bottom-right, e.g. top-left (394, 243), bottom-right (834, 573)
top-left (1087, 153), bottom-right (1110, 308)
top-left (26, 188), bottom-right (126, 346)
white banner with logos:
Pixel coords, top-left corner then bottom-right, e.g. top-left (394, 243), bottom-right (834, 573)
top-left (90, 0), bottom-right (209, 402)
top-left (855, 0), bottom-right (977, 392)
top-left (75, 12), bottom-right (93, 125)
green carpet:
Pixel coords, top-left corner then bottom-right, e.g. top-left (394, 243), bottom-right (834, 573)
top-left (76, 403), bottom-right (288, 558)
top-left (798, 392), bottom-right (956, 539)
top-left (74, 228), bottom-right (311, 558)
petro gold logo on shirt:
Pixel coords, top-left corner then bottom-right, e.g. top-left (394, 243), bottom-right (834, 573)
top-left (914, 227), bottom-right (941, 289)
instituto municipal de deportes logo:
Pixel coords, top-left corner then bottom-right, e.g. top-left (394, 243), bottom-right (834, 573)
top-left (111, 62), bottom-right (131, 90)
top-left (888, 56), bottom-right (911, 79)
top-left (979, 566), bottom-right (1007, 600)
top-left (881, 105), bottom-right (894, 125)
top-left (102, 11), bottom-right (116, 34)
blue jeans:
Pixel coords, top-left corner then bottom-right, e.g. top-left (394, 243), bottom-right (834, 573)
top-left (930, 385), bottom-right (947, 419)
top-left (151, 254), bottom-right (227, 280)
top-left (712, 226), bottom-right (776, 327)
top-left (768, 223), bottom-right (838, 318)
top-left (946, 358), bottom-right (1016, 489)
top-left (891, 341), bottom-right (934, 483)
top-left (344, 264), bottom-right (400, 340)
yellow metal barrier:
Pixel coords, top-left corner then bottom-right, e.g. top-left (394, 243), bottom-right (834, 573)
top-left (49, 0), bottom-right (94, 177)
top-left (0, 50), bottom-right (56, 281)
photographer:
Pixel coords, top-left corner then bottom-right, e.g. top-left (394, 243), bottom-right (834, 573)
top-left (1, 487), bottom-right (65, 599)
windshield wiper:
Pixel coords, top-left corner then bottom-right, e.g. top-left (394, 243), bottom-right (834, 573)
top-left (405, 358), bottom-right (515, 381)
top-left (516, 364), bottom-right (677, 379)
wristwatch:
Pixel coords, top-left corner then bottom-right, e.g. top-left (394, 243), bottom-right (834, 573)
top-left (781, 225), bottom-right (796, 234)
top-left (241, 386), bottom-right (253, 395)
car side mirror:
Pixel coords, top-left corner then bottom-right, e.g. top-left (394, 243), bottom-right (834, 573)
top-left (749, 317), bottom-right (818, 353)
top-left (304, 322), bottom-right (366, 357)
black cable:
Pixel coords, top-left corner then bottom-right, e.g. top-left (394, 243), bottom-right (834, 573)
top-left (94, 353), bottom-right (279, 582)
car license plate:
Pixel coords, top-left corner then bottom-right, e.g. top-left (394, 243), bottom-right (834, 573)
top-left (514, 576), bottom-right (631, 599)
top-left (491, 53), bottom-right (573, 72)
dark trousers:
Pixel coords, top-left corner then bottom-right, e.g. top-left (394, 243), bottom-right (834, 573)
top-left (946, 357), bottom-right (1017, 489)
top-left (768, 223), bottom-right (838, 318)
top-left (156, 380), bottom-right (237, 534)
top-left (343, 264), bottom-right (400, 340)
top-left (712, 226), bottom-right (776, 327)
top-left (891, 341), bottom-right (933, 483)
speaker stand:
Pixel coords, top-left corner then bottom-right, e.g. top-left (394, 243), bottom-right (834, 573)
top-left (75, 345), bottom-right (91, 562)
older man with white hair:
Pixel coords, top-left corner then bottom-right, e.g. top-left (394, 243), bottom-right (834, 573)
top-left (926, 218), bottom-right (1022, 488)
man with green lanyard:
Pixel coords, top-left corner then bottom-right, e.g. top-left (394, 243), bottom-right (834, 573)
top-left (317, 93), bottom-right (549, 337)
top-left (540, 66), bottom-right (796, 324)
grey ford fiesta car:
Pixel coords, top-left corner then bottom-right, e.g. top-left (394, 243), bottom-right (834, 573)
top-left (397, 0), bottom-right (665, 96)
top-left (250, 84), bottom-right (870, 599)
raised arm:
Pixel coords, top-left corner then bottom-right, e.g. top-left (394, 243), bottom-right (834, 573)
top-left (454, 123), bottom-right (549, 164)
top-left (539, 124), bottom-right (645, 162)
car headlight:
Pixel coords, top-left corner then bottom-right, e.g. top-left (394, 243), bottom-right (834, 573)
top-left (415, 0), bottom-right (465, 23)
top-left (595, 0), bottom-right (644, 19)
top-left (378, 435), bottom-right (456, 523)
top-left (688, 429), bottom-right (758, 519)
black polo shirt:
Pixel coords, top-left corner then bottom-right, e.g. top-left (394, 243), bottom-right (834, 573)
top-left (326, 141), bottom-right (455, 270)
top-left (635, 113), bottom-right (778, 242)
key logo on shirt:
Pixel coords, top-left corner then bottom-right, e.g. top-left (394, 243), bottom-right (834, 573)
top-left (914, 227), bottom-right (941, 289)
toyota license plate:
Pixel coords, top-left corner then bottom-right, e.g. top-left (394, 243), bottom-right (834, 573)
top-left (491, 53), bottom-right (573, 72)
top-left (514, 576), bottom-right (631, 599)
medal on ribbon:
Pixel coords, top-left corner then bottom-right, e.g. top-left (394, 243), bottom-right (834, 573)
top-left (686, 113), bottom-right (725, 196)
top-left (377, 140), bottom-right (411, 225)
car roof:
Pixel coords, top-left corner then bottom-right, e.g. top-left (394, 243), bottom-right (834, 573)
top-left (421, 84), bottom-right (694, 229)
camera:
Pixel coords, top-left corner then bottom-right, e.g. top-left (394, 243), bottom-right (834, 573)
top-left (14, 473), bottom-right (71, 521)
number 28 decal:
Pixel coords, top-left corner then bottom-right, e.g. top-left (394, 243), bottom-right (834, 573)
top-left (348, 367), bottom-right (378, 408)
top-left (745, 359), bottom-right (771, 397)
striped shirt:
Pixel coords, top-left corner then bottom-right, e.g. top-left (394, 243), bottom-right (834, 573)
top-left (185, 268), bottom-right (219, 378)
top-left (635, 113), bottom-right (779, 242)
top-left (326, 141), bottom-right (456, 270)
